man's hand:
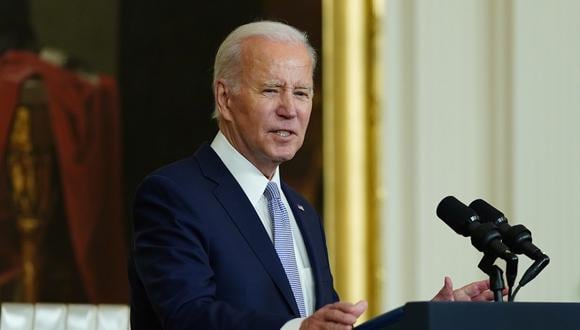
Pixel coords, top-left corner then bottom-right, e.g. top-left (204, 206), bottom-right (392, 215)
top-left (300, 300), bottom-right (368, 330)
top-left (432, 276), bottom-right (506, 302)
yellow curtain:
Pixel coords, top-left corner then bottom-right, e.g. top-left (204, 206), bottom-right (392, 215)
top-left (322, 0), bottom-right (383, 320)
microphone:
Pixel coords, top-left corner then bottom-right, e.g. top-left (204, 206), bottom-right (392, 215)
top-left (469, 199), bottom-right (547, 260)
top-left (469, 198), bottom-right (549, 287)
top-left (436, 196), bottom-right (515, 261)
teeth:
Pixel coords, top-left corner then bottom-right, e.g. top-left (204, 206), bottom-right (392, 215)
top-left (276, 131), bottom-right (290, 137)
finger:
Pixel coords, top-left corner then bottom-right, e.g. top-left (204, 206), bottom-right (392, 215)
top-left (328, 301), bottom-right (364, 314)
top-left (440, 276), bottom-right (454, 294)
top-left (301, 318), bottom-right (352, 330)
top-left (317, 307), bottom-right (358, 325)
top-left (470, 290), bottom-right (495, 302)
top-left (444, 276), bottom-right (453, 289)
top-left (459, 279), bottom-right (490, 298)
top-left (432, 276), bottom-right (454, 301)
top-left (328, 324), bottom-right (353, 330)
top-left (326, 324), bottom-right (352, 330)
top-left (352, 300), bottom-right (368, 317)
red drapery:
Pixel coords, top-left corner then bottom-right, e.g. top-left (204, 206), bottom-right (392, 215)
top-left (0, 51), bottom-right (128, 302)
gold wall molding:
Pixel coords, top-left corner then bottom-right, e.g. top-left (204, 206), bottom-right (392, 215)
top-left (322, 0), bottom-right (383, 319)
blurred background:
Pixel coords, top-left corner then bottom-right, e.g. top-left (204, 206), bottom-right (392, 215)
top-left (0, 0), bottom-right (322, 305)
top-left (0, 0), bottom-right (578, 320)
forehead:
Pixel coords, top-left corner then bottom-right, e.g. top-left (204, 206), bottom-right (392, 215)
top-left (239, 37), bottom-right (313, 84)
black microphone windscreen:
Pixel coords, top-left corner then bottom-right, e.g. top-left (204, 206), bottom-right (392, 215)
top-left (436, 196), bottom-right (478, 237)
top-left (469, 199), bottom-right (505, 224)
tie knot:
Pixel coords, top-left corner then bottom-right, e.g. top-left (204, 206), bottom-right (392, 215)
top-left (264, 182), bottom-right (281, 201)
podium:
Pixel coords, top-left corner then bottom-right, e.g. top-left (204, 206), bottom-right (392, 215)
top-left (356, 302), bottom-right (580, 330)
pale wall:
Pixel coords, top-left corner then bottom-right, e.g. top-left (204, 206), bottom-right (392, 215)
top-left (381, 0), bottom-right (580, 310)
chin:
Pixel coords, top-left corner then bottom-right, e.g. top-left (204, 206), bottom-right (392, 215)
top-left (265, 142), bottom-right (302, 163)
top-left (270, 150), bottom-right (298, 163)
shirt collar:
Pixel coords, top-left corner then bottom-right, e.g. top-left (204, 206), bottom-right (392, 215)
top-left (210, 131), bottom-right (281, 207)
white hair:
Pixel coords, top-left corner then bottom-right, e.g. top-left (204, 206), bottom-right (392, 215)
top-left (212, 21), bottom-right (317, 119)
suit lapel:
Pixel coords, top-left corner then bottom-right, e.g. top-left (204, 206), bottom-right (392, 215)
top-left (283, 184), bottom-right (328, 310)
top-left (194, 144), bottom-right (300, 316)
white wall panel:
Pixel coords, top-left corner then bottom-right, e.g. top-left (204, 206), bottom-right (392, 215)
top-left (381, 0), bottom-right (580, 311)
top-left (382, 0), bottom-right (494, 309)
top-left (512, 0), bottom-right (580, 301)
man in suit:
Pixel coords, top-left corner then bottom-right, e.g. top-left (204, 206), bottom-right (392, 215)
top-left (129, 21), bottom-right (497, 330)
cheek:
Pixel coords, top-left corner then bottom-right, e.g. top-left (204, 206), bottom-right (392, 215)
top-left (238, 104), bottom-right (265, 130)
top-left (248, 100), bottom-right (274, 121)
top-left (298, 107), bottom-right (312, 129)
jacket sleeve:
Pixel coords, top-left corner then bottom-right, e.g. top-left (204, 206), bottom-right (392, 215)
top-left (131, 174), bottom-right (290, 329)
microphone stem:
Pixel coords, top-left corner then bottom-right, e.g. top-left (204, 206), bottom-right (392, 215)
top-left (478, 254), bottom-right (505, 302)
top-left (505, 254), bottom-right (518, 302)
top-left (490, 266), bottom-right (504, 302)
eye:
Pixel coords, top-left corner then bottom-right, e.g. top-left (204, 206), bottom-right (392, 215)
top-left (263, 88), bottom-right (279, 95)
top-left (294, 90), bottom-right (312, 99)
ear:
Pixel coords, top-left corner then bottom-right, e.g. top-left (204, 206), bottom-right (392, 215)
top-left (215, 80), bottom-right (234, 121)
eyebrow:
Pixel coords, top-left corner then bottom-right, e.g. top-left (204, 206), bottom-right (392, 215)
top-left (263, 80), bottom-right (283, 89)
top-left (263, 80), bottom-right (313, 91)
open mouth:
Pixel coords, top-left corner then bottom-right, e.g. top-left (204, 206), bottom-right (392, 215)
top-left (272, 130), bottom-right (293, 137)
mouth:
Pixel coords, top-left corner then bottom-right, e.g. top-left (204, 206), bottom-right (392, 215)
top-left (271, 130), bottom-right (295, 137)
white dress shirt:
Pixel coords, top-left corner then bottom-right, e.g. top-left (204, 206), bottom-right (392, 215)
top-left (210, 132), bottom-right (314, 328)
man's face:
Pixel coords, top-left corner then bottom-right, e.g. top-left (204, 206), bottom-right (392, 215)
top-left (216, 37), bottom-right (314, 177)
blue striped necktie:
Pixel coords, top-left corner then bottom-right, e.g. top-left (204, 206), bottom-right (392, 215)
top-left (264, 182), bottom-right (307, 317)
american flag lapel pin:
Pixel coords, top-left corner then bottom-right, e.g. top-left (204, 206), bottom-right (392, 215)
top-left (297, 204), bottom-right (305, 211)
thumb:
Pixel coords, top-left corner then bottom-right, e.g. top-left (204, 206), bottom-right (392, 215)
top-left (351, 300), bottom-right (368, 317)
top-left (432, 276), bottom-right (455, 301)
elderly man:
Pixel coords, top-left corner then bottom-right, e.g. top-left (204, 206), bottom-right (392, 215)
top-left (129, 21), bottom-right (496, 330)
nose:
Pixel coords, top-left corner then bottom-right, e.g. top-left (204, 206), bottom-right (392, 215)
top-left (276, 90), bottom-right (297, 119)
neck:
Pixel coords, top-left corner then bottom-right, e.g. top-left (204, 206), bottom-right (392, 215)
top-left (218, 127), bottom-right (278, 180)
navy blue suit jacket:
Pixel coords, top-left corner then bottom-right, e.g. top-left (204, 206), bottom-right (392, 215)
top-left (129, 144), bottom-right (339, 329)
